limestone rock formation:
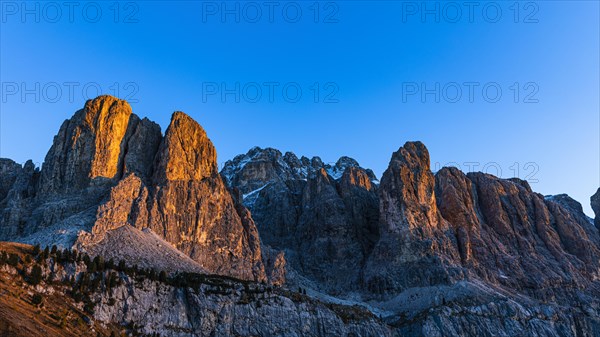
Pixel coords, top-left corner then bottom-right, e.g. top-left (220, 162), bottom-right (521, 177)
top-left (221, 146), bottom-right (377, 196)
top-left (378, 141), bottom-right (446, 234)
top-left (363, 142), bottom-right (462, 294)
top-left (224, 141), bottom-right (600, 336)
top-left (222, 147), bottom-right (380, 293)
top-left (2, 96), bottom-right (153, 240)
top-left (294, 168), bottom-right (371, 292)
top-left (121, 116), bottom-right (162, 180)
top-left (40, 96), bottom-right (133, 194)
top-left (0, 159), bottom-right (24, 201)
top-left (2, 96), bottom-right (600, 336)
top-left (137, 112), bottom-right (264, 280)
top-left (436, 169), bottom-right (600, 303)
top-left (83, 173), bottom-right (148, 244)
top-left (153, 112), bottom-right (216, 182)
top-left (73, 109), bottom-right (265, 281)
top-left (1, 96), bottom-right (266, 282)
top-left (0, 160), bottom-right (38, 239)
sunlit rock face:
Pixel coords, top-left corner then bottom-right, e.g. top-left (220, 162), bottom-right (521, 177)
top-left (76, 108), bottom-right (265, 281)
top-left (142, 111), bottom-right (264, 280)
top-left (40, 96), bottom-right (134, 194)
top-left (153, 112), bottom-right (217, 182)
top-left (0, 96), bottom-right (163, 239)
top-left (0, 96), bottom-right (266, 282)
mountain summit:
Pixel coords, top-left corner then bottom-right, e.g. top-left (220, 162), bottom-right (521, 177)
top-left (2, 95), bottom-right (265, 281)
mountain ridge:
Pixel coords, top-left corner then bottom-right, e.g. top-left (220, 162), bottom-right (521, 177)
top-left (1, 95), bottom-right (599, 336)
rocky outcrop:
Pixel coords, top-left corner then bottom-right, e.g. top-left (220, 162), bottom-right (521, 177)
top-left (434, 167), bottom-right (481, 264)
top-left (436, 169), bottom-right (600, 303)
top-left (294, 168), bottom-right (371, 292)
top-left (338, 167), bottom-right (380, 254)
top-left (39, 96), bottom-right (134, 194)
top-left (0, 244), bottom-right (392, 337)
top-left (221, 146), bottom-right (377, 196)
top-left (0, 160), bottom-right (38, 239)
top-left (138, 112), bottom-right (264, 281)
top-left (221, 147), bottom-right (303, 194)
top-left (0, 159), bottom-right (23, 201)
top-left (70, 109), bottom-right (265, 281)
top-left (0, 96), bottom-right (149, 240)
top-left (121, 116), bottom-right (162, 180)
top-left (93, 277), bottom-right (392, 337)
top-left (0, 96), bottom-right (266, 282)
top-left (223, 147), bottom-right (380, 293)
top-left (592, 188), bottom-right (600, 229)
top-left (225, 141), bottom-right (600, 336)
top-left (82, 174), bottom-right (147, 244)
top-left (153, 112), bottom-right (216, 182)
top-left (363, 142), bottom-right (462, 295)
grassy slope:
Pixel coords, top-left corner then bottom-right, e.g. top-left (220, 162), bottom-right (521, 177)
top-left (0, 242), bottom-right (115, 337)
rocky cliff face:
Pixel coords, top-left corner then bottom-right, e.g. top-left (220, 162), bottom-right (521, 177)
top-left (222, 147), bottom-right (379, 293)
top-left (363, 142), bottom-right (463, 295)
top-left (0, 159), bottom-right (38, 239)
top-left (437, 169), bottom-right (600, 304)
top-left (224, 141), bottom-right (600, 336)
top-left (40, 96), bottom-right (135, 194)
top-left (0, 96), bottom-right (264, 281)
top-left (0, 96), bottom-right (162, 242)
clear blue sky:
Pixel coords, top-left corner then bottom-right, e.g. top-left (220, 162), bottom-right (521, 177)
top-left (1, 1), bottom-right (598, 215)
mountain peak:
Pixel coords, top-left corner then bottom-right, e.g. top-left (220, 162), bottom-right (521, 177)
top-left (221, 146), bottom-right (378, 196)
top-left (379, 141), bottom-right (441, 233)
top-left (153, 111), bottom-right (217, 182)
top-left (39, 95), bottom-right (134, 194)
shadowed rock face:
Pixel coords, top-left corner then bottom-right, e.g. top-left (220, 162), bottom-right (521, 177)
top-left (593, 188), bottom-right (600, 229)
top-left (0, 159), bottom-right (24, 202)
top-left (225, 141), bottom-right (600, 336)
top-left (0, 160), bottom-right (38, 239)
top-left (222, 147), bottom-right (379, 293)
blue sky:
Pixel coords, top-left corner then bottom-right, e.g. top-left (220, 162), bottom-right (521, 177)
top-left (1, 1), bottom-right (599, 215)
